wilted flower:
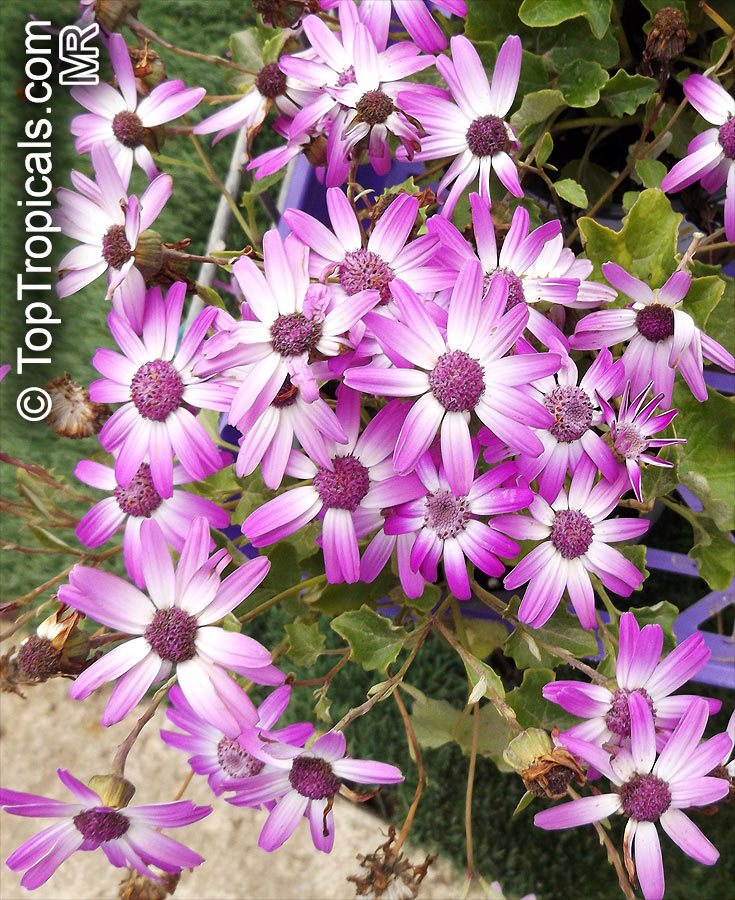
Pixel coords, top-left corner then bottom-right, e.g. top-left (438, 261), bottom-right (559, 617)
top-left (43, 373), bottom-right (110, 438)
top-left (347, 825), bottom-right (435, 900)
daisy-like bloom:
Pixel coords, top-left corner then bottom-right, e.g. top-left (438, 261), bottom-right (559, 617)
top-left (344, 264), bottom-right (561, 495)
top-left (71, 33), bottom-right (205, 186)
top-left (227, 729), bottom-right (404, 853)
top-left (284, 187), bottom-right (451, 304)
top-left (398, 35), bottom-right (522, 216)
top-left (544, 612), bottom-right (720, 749)
top-left (570, 263), bottom-right (735, 406)
top-left (243, 389), bottom-right (419, 584)
top-left (74, 456), bottom-right (230, 588)
top-left (535, 696), bottom-right (731, 900)
top-left (161, 684), bottom-right (313, 796)
top-left (58, 517), bottom-right (282, 729)
top-left (661, 73), bottom-right (735, 241)
top-left (198, 230), bottom-right (380, 423)
top-left (494, 468), bottom-right (649, 630)
top-left (356, 0), bottom-right (467, 53)
top-left (279, 3), bottom-right (436, 186)
top-left (90, 282), bottom-right (233, 499)
top-left (53, 143), bottom-right (172, 322)
top-left (0, 769), bottom-right (210, 890)
top-left (597, 381), bottom-right (686, 502)
top-left (379, 454), bottom-right (531, 600)
top-left (428, 194), bottom-right (616, 348)
top-left (515, 347), bottom-right (626, 503)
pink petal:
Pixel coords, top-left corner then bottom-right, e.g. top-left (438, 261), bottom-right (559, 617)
top-left (534, 794), bottom-right (621, 830)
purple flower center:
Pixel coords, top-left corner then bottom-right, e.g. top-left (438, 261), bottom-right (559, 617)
top-left (216, 737), bottom-right (265, 779)
top-left (338, 249), bottom-right (395, 304)
top-left (719, 116), bottom-right (735, 159)
top-left (101, 224), bottom-right (133, 270)
top-left (424, 490), bottom-right (471, 539)
top-left (289, 756), bottom-right (341, 800)
top-left (636, 303), bottom-right (674, 342)
top-left (550, 509), bottom-right (594, 559)
top-left (130, 359), bottom-right (185, 422)
top-left (544, 386), bottom-right (594, 443)
top-left (355, 89), bottom-right (393, 125)
top-left (485, 268), bottom-right (526, 312)
top-left (337, 66), bottom-right (356, 87)
top-left (256, 62), bottom-right (287, 99)
top-left (466, 115), bottom-right (510, 157)
top-left (18, 635), bottom-right (61, 678)
top-left (612, 423), bottom-right (647, 461)
top-left (429, 350), bottom-right (485, 412)
top-left (113, 462), bottom-right (163, 517)
top-left (620, 773), bottom-right (671, 822)
top-left (144, 607), bottom-right (198, 663)
top-left (73, 808), bottom-right (129, 847)
top-left (271, 375), bottom-right (299, 408)
top-left (313, 455), bottom-right (370, 511)
top-left (270, 313), bottom-right (322, 357)
top-left (605, 688), bottom-right (655, 739)
top-left (111, 111), bottom-right (146, 148)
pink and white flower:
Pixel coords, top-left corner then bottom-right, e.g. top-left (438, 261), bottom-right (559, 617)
top-left (535, 696), bottom-right (731, 900)
top-left (71, 33), bottom-right (205, 186)
top-left (661, 73), bottom-right (735, 242)
top-left (494, 468), bottom-right (649, 630)
top-left (0, 770), bottom-right (210, 890)
top-left (59, 517), bottom-right (282, 729)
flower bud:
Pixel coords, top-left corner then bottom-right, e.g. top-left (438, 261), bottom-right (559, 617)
top-left (133, 229), bottom-right (165, 278)
top-left (92, 0), bottom-right (142, 32)
top-left (88, 774), bottom-right (136, 809)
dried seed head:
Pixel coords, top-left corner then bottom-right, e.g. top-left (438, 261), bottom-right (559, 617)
top-left (348, 826), bottom-right (435, 899)
top-left (644, 8), bottom-right (689, 65)
top-left (119, 871), bottom-right (180, 900)
top-left (43, 373), bottom-right (111, 438)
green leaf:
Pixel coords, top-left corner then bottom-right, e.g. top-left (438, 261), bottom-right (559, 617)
top-left (681, 276), bottom-right (725, 332)
top-left (506, 669), bottom-right (579, 731)
top-left (674, 383), bottom-right (735, 532)
top-left (577, 188), bottom-right (680, 285)
top-left (235, 541), bottom-right (303, 615)
top-left (517, 49), bottom-right (550, 99)
top-left (261, 30), bottom-right (287, 65)
top-left (618, 543), bottom-right (650, 589)
top-left (315, 569), bottom-right (396, 617)
top-left (540, 19), bottom-right (619, 70)
top-left (519, 0), bottom-right (612, 39)
top-left (330, 605), bottom-right (407, 671)
top-left (702, 275), bottom-right (735, 357)
top-left (152, 153), bottom-right (210, 179)
top-left (557, 60), bottom-right (609, 107)
top-left (559, 159), bottom-right (615, 208)
top-left (232, 470), bottom-right (269, 524)
top-left (640, 443), bottom-right (679, 501)
top-left (228, 29), bottom-right (262, 88)
top-left (554, 177), bottom-right (588, 208)
top-left (601, 70), bottom-right (658, 116)
top-left (537, 132), bottom-right (554, 167)
top-left (622, 190), bottom-right (641, 212)
top-left (285, 621), bottom-right (326, 667)
top-left (26, 525), bottom-right (75, 553)
top-left (222, 612), bottom-right (241, 632)
top-left (504, 604), bottom-right (599, 670)
top-left (195, 283), bottom-right (227, 311)
top-left (242, 169), bottom-right (286, 200)
top-left (396, 582), bottom-right (440, 612)
top-left (510, 89), bottom-right (565, 135)
top-left (690, 516), bottom-right (735, 591)
top-left (464, 618), bottom-right (509, 660)
top-left (635, 158), bottom-right (668, 189)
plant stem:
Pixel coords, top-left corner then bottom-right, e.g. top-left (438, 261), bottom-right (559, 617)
top-left (112, 676), bottom-right (176, 777)
top-left (238, 574), bottom-right (327, 623)
top-left (289, 651), bottom-right (349, 687)
top-left (173, 770), bottom-right (195, 801)
top-left (392, 685), bottom-right (425, 855)
top-left (464, 702), bottom-right (480, 879)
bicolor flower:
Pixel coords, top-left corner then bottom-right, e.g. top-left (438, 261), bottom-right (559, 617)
top-left (544, 612), bottom-right (720, 748)
top-left (59, 517), bottom-right (282, 729)
top-left (399, 35), bottom-right (523, 215)
top-left (71, 33), bottom-right (205, 186)
top-left (0, 769), bottom-right (210, 890)
top-left (535, 696), bottom-right (731, 900)
top-left (90, 282), bottom-right (232, 499)
top-left (227, 730), bottom-right (403, 853)
top-left (661, 73), bottom-right (735, 241)
top-left (494, 468), bottom-right (648, 630)
top-left (570, 263), bottom-right (735, 406)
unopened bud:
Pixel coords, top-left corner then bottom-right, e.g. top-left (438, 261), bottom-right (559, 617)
top-left (93, 0), bottom-right (142, 32)
top-left (253, 0), bottom-right (319, 29)
top-left (88, 774), bottom-right (136, 809)
top-left (133, 229), bottom-right (164, 278)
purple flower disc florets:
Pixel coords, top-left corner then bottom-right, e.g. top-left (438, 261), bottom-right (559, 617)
top-left (101, 224), bottom-right (133, 269)
top-left (270, 313), bottom-right (322, 357)
top-left (289, 756), bottom-right (341, 800)
top-left (73, 808), bottom-right (130, 847)
top-left (636, 304), bottom-right (675, 342)
top-left (17, 636), bottom-right (61, 678)
top-left (337, 66), bottom-right (356, 87)
top-left (544, 386), bottom-right (594, 443)
top-left (605, 688), bottom-right (655, 738)
top-left (338, 249), bottom-right (395, 304)
top-left (355, 89), bottom-right (393, 125)
top-left (255, 62), bottom-right (287, 99)
top-left (429, 350), bottom-right (485, 412)
top-left (313, 455), bottom-right (370, 511)
top-left (466, 115), bottom-right (510, 157)
top-left (719, 116), bottom-right (735, 159)
top-left (424, 490), bottom-right (471, 539)
top-left (550, 509), bottom-right (594, 559)
top-left (485, 269), bottom-right (526, 312)
top-left (113, 463), bottom-right (163, 517)
top-left (620, 773), bottom-right (672, 822)
top-left (217, 737), bottom-right (265, 778)
top-left (144, 607), bottom-right (198, 662)
top-left (130, 360), bottom-right (185, 422)
top-left (111, 111), bottom-right (146, 148)
top-left (612, 423), bottom-right (647, 460)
